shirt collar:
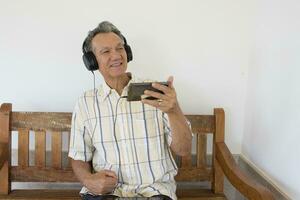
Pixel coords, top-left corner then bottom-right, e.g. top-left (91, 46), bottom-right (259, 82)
top-left (100, 72), bottom-right (136, 102)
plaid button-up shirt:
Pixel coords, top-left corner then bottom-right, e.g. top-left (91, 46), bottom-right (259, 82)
top-left (68, 74), bottom-right (178, 199)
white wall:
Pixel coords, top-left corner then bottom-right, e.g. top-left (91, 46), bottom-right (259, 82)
top-left (2, 0), bottom-right (299, 198)
top-left (0, 0), bottom-right (252, 153)
top-left (242, 0), bottom-right (300, 199)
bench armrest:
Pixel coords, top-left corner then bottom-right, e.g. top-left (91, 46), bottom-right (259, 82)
top-left (0, 142), bottom-right (8, 169)
top-left (216, 142), bottom-right (275, 200)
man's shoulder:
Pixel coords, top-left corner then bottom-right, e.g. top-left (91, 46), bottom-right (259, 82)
top-left (75, 86), bottom-right (105, 105)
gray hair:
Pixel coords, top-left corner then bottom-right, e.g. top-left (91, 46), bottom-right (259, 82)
top-left (83, 21), bottom-right (123, 52)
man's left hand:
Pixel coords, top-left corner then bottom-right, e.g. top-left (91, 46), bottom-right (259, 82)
top-left (141, 76), bottom-right (180, 114)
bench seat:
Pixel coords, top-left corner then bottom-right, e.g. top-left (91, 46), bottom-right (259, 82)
top-left (0, 188), bottom-right (227, 200)
top-left (0, 103), bottom-right (274, 200)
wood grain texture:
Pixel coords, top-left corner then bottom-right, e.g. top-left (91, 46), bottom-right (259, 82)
top-left (0, 142), bottom-right (8, 170)
top-left (10, 166), bottom-right (77, 182)
top-left (175, 168), bottom-right (212, 182)
top-left (67, 132), bottom-right (72, 169)
top-left (181, 154), bottom-right (192, 168)
top-left (212, 158), bottom-right (224, 194)
top-left (1, 105), bottom-right (276, 199)
top-left (177, 188), bottom-right (226, 199)
top-left (51, 131), bottom-right (62, 169)
top-left (11, 112), bottom-right (72, 131)
top-left (35, 131), bottom-right (46, 168)
top-left (18, 129), bottom-right (29, 168)
top-left (212, 108), bottom-right (225, 194)
top-left (216, 142), bottom-right (275, 200)
top-left (0, 103), bottom-right (12, 195)
top-left (10, 167), bottom-right (212, 182)
top-left (214, 108), bottom-right (225, 143)
top-left (185, 115), bottom-right (215, 134)
top-left (0, 189), bottom-right (81, 200)
top-left (0, 188), bottom-right (227, 200)
top-left (197, 134), bottom-right (207, 168)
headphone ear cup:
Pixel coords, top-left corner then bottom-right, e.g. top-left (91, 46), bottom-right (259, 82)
top-left (125, 44), bottom-right (133, 62)
top-left (82, 52), bottom-right (99, 71)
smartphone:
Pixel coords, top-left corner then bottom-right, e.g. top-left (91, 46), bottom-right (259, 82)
top-left (127, 82), bottom-right (169, 101)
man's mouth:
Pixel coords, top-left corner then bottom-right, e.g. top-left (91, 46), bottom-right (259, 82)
top-left (110, 62), bottom-right (122, 68)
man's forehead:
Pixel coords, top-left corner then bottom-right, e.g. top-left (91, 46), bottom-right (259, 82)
top-left (92, 32), bottom-right (124, 49)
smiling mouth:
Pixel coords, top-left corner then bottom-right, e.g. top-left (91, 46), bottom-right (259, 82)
top-left (110, 62), bottom-right (122, 68)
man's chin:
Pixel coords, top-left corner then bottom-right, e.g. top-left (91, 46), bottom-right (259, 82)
top-left (110, 67), bottom-right (127, 75)
top-left (109, 71), bottom-right (127, 79)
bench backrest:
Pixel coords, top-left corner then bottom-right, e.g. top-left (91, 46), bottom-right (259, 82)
top-left (0, 103), bottom-right (225, 194)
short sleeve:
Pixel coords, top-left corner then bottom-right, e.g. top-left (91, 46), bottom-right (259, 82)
top-left (68, 99), bottom-right (94, 162)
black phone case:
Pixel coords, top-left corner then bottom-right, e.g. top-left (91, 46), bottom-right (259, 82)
top-left (127, 82), bottom-right (168, 101)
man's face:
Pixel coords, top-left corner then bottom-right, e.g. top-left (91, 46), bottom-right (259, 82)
top-left (91, 32), bottom-right (128, 81)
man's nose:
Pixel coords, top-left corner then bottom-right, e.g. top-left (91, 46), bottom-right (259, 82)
top-left (111, 50), bottom-right (122, 60)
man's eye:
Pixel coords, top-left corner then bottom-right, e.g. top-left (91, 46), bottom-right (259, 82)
top-left (101, 50), bottom-right (109, 54)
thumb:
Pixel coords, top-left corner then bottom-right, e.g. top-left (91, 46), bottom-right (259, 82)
top-left (103, 170), bottom-right (118, 179)
top-left (167, 76), bottom-right (174, 89)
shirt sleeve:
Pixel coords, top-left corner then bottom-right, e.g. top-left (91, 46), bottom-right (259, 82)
top-left (68, 99), bottom-right (94, 162)
top-left (162, 113), bottom-right (193, 146)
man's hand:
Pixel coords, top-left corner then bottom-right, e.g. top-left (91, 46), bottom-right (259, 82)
top-left (141, 76), bottom-right (180, 114)
top-left (141, 76), bottom-right (192, 156)
top-left (84, 170), bottom-right (118, 195)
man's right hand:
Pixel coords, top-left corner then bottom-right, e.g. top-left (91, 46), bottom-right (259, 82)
top-left (84, 170), bottom-right (118, 195)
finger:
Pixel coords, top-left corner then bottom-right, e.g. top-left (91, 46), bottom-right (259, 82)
top-left (106, 176), bottom-right (118, 184)
top-left (142, 98), bottom-right (166, 108)
top-left (103, 170), bottom-right (118, 179)
top-left (104, 177), bottom-right (118, 189)
top-left (144, 90), bottom-right (167, 100)
top-left (152, 82), bottom-right (172, 94)
top-left (167, 76), bottom-right (174, 89)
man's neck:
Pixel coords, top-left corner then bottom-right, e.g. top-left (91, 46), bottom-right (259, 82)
top-left (105, 73), bottom-right (131, 96)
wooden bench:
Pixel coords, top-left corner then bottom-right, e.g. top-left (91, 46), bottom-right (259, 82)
top-left (0, 103), bottom-right (274, 200)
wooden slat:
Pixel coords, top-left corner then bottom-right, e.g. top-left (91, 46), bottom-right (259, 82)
top-left (175, 168), bottom-right (212, 182)
top-left (51, 131), bottom-right (62, 169)
top-left (11, 112), bottom-right (72, 132)
top-left (185, 115), bottom-right (215, 134)
top-left (214, 109), bottom-right (225, 143)
top-left (10, 166), bottom-right (77, 182)
top-left (177, 188), bottom-right (226, 199)
top-left (35, 131), bottom-right (46, 168)
top-left (18, 129), bottom-right (29, 168)
top-left (181, 155), bottom-right (192, 168)
top-left (0, 189), bottom-right (226, 200)
top-left (67, 132), bottom-right (72, 169)
top-left (67, 156), bottom-right (72, 169)
top-left (212, 108), bottom-right (225, 193)
top-left (0, 189), bottom-right (81, 199)
top-left (0, 103), bottom-right (12, 195)
top-left (197, 134), bottom-right (207, 168)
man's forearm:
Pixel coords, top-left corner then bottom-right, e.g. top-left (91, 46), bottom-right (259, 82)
top-left (71, 158), bottom-right (92, 186)
top-left (167, 107), bottom-right (192, 156)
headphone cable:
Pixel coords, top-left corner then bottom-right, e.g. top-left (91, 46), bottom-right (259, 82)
top-left (113, 95), bottom-right (128, 138)
top-left (91, 71), bottom-right (97, 139)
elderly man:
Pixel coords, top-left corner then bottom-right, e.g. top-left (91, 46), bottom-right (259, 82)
top-left (68, 21), bottom-right (192, 200)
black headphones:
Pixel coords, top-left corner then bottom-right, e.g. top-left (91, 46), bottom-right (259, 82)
top-left (82, 34), bottom-right (133, 71)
